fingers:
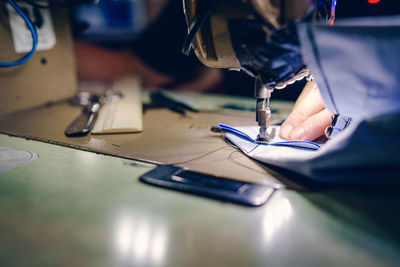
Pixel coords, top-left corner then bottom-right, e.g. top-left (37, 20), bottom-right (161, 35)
top-left (280, 81), bottom-right (325, 140)
top-left (292, 80), bottom-right (316, 110)
top-left (289, 109), bottom-right (333, 141)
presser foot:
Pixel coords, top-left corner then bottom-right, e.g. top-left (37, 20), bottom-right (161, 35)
top-left (256, 126), bottom-right (270, 142)
top-left (256, 127), bottom-right (276, 143)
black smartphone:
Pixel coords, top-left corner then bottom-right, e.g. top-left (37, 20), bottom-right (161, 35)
top-left (140, 165), bottom-right (275, 207)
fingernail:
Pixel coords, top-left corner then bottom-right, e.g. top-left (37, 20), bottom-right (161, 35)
top-left (280, 124), bottom-right (293, 139)
top-left (290, 127), bottom-right (305, 140)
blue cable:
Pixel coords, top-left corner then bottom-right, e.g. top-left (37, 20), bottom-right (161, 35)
top-left (0, 0), bottom-right (38, 67)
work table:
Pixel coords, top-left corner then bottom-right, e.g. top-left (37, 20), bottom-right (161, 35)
top-left (1, 133), bottom-right (399, 267)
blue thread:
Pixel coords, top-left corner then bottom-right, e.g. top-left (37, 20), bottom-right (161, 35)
top-left (218, 124), bottom-right (254, 142)
top-left (0, 0), bottom-right (38, 67)
top-left (218, 124), bottom-right (320, 150)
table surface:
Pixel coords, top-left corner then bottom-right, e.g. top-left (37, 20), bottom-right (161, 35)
top-left (1, 133), bottom-right (400, 267)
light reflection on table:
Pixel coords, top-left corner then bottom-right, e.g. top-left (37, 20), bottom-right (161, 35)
top-left (262, 196), bottom-right (293, 241)
top-left (113, 211), bottom-right (168, 265)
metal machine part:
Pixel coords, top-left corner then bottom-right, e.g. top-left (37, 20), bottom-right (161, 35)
top-left (182, 0), bottom-right (336, 80)
top-left (65, 90), bottom-right (122, 137)
top-left (65, 93), bottom-right (104, 137)
top-left (255, 76), bottom-right (273, 141)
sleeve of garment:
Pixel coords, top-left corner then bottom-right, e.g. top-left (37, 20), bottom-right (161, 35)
top-left (131, 0), bottom-right (202, 80)
top-left (297, 16), bottom-right (400, 122)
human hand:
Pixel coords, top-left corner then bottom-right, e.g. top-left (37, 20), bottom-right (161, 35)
top-left (280, 80), bottom-right (333, 141)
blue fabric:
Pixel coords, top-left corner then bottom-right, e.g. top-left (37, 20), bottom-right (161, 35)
top-left (298, 16), bottom-right (400, 124)
top-left (330, 115), bottom-right (352, 138)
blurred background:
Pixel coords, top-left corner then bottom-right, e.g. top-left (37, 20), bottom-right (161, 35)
top-left (71, 0), bottom-right (400, 100)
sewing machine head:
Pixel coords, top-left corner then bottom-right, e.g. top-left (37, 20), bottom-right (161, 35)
top-left (182, 0), bottom-right (336, 77)
top-left (182, 0), bottom-right (337, 141)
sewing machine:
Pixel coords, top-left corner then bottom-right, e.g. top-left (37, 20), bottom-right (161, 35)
top-left (182, 0), bottom-right (335, 141)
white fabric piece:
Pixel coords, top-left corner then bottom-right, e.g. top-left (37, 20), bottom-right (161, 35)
top-left (221, 125), bottom-right (321, 170)
top-left (218, 124), bottom-right (320, 150)
top-left (221, 114), bottom-right (400, 185)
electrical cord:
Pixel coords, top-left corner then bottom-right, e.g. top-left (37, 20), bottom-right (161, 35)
top-left (0, 0), bottom-right (38, 67)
